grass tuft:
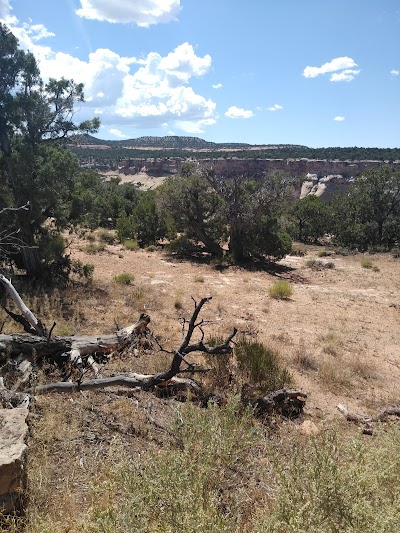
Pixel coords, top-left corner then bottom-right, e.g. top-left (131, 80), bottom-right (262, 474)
top-left (114, 273), bottom-right (135, 285)
top-left (268, 280), bottom-right (293, 300)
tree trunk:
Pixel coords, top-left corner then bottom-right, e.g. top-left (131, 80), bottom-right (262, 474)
top-left (191, 220), bottom-right (223, 257)
top-left (229, 223), bottom-right (245, 262)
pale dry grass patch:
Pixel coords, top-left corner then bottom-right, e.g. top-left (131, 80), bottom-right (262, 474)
top-left (349, 354), bottom-right (378, 381)
top-left (292, 342), bottom-right (319, 372)
top-left (318, 356), bottom-right (353, 393)
top-left (319, 330), bottom-right (343, 357)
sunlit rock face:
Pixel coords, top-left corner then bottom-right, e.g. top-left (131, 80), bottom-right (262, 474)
top-left (300, 174), bottom-right (354, 200)
top-left (0, 408), bottom-right (29, 513)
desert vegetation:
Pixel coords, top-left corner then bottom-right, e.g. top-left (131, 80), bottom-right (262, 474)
top-left (1, 21), bottom-right (400, 533)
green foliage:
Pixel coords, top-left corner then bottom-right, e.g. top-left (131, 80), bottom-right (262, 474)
top-left (332, 166), bottom-right (400, 250)
top-left (123, 239), bottom-right (138, 251)
top-left (114, 273), bottom-right (135, 285)
top-left (70, 260), bottom-right (94, 282)
top-left (116, 213), bottom-right (137, 242)
top-left (159, 173), bottom-right (225, 257)
top-left (84, 242), bottom-right (105, 254)
top-left (38, 234), bottom-right (66, 263)
top-left (288, 195), bottom-right (331, 243)
top-left (159, 170), bottom-right (292, 262)
top-left (97, 229), bottom-right (115, 244)
top-left (0, 23), bottom-right (99, 275)
top-left (361, 258), bottom-right (373, 269)
top-left (235, 338), bottom-right (293, 393)
top-left (268, 280), bottom-right (293, 299)
top-left (167, 234), bottom-right (202, 256)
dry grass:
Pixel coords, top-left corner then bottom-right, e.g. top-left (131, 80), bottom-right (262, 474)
top-left (292, 342), bottom-right (319, 371)
top-left (2, 242), bottom-right (400, 530)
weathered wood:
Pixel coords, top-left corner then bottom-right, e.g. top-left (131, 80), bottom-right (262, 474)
top-left (337, 403), bottom-right (400, 424)
top-left (26, 374), bottom-right (200, 394)
top-left (0, 318), bottom-right (151, 364)
top-left (0, 273), bottom-right (45, 335)
top-left (246, 389), bottom-right (307, 419)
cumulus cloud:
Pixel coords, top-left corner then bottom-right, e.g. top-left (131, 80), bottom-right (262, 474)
top-left (0, 0), bottom-right (10, 17)
top-left (303, 57), bottom-right (359, 81)
top-left (225, 106), bottom-right (254, 119)
top-left (21, 22), bottom-right (55, 41)
top-left (267, 104), bottom-right (283, 111)
top-left (76, 0), bottom-right (181, 27)
top-left (109, 128), bottom-right (128, 138)
top-left (0, 0), bottom-right (17, 23)
top-left (1, 9), bottom-right (217, 134)
top-left (330, 69), bottom-right (360, 82)
top-left (333, 116), bottom-right (345, 121)
top-left (390, 69), bottom-right (399, 76)
top-left (212, 83), bottom-right (223, 89)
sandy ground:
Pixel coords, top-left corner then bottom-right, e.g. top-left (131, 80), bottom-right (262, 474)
top-left (101, 171), bottom-right (168, 189)
top-left (71, 240), bottom-right (400, 420)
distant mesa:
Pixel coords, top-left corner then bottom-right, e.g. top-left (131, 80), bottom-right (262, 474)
top-left (69, 134), bottom-right (400, 198)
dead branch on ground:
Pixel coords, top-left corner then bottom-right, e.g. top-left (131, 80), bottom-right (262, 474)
top-left (337, 403), bottom-right (400, 434)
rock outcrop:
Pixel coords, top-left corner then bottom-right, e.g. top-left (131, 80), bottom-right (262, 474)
top-left (300, 174), bottom-right (354, 200)
top-left (0, 408), bottom-right (28, 513)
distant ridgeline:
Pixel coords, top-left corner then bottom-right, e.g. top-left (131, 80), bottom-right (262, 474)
top-left (68, 134), bottom-right (400, 177)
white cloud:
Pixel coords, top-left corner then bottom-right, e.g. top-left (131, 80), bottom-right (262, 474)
top-left (390, 69), bottom-right (399, 76)
top-left (267, 104), bottom-right (283, 111)
top-left (225, 106), bottom-right (253, 119)
top-left (109, 128), bottom-right (128, 138)
top-left (175, 118), bottom-right (216, 134)
top-left (330, 69), bottom-right (360, 82)
top-left (212, 83), bottom-right (223, 89)
top-left (2, 9), bottom-right (216, 133)
top-left (22, 22), bottom-right (55, 41)
top-left (333, 116), bottom-right (345, 122)
top-left (76, 0), bottom-right (181, 27)
top-left (303, 56), bottom-right (358, 79)
top-left (0, 0), bottom-right (17, 24)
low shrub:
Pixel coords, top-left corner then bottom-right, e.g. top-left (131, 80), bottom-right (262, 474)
top-left (97, 229), bottom-right (116, 244)
top-left (235, 338), bottom-right (293, 393)
top-left (84, 242), bottom-right (106, 254)
top-left (114, 273), bottom-right (135, 285)
top-left (268, 280), bottom-right (293, 300)
top-left (361, 257), bottom-right (373, 268)
top-left (194, 275), bottom-right (205, 283)
top-left (306, 258), bottom-right (335, 270)
top-left (123, 239), bottom-right (138, 251)
top-left (174, 291), bottom-right (183, 309)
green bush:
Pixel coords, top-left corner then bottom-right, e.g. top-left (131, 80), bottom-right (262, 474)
top-left (84, 242), bottom-right (106, 254)
top-left (235, 338), bottom-right (292, 393)
top-left (71, 260), bottom-right (94, 282)
top-left (361, 258), bottom-right (373, 269)
top-left (114, 273), bottom-right (135, 285)
top-left (123, 239), bottom-right (138, 251)
top-left (39, 234), bottom-right (66, 262)
top-left (268, 280), bottom-right (293, 300)
top-left (97, 229), bottom-right (116, 244)
top-left (116, 213), bottom-right (137, 243)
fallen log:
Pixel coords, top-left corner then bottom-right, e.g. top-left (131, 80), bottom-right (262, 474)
top-left (337, 403), bottom-right (400, 424)
top-left (0, 315), bottom-right (151, 371)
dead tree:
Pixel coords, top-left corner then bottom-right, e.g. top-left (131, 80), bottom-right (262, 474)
top-left (0, 276), bottom-right (307, 420)
top-left (0, 275), bottom-right (237, 394)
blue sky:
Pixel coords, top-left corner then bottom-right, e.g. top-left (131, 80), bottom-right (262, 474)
top-left (1, 0), bottom-right (399, 147)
